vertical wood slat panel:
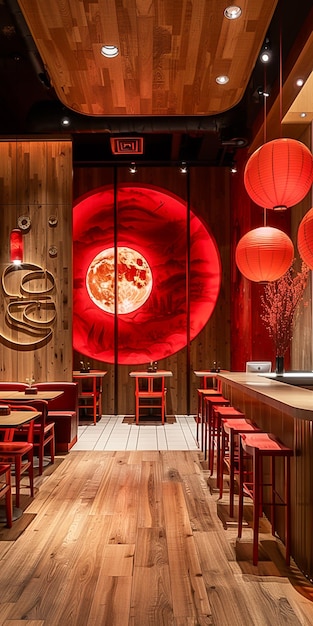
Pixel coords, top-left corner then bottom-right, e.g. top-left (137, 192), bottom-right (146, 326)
top-left (0, 139), bottom-right (73, 383)
top-left (73, 165), bottom-right (231, 416)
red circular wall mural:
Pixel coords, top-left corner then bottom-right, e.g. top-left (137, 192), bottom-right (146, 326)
top-left (73, 184), bottom-right (221, 364)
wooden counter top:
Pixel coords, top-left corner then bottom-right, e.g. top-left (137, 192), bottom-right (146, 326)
top-left (217, 371), bottom-right (313, 421)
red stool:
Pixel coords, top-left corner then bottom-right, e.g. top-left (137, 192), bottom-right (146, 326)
top-left (220, 417), bottom-right (262, 517)
top-left (196, 389), bottom-right (222, 450)
top-left (238, 432), bottom-right (293, 566)
top-left (211, 406), bottom-right (245, 492)
top-left (205, 396), bottom-right (230, 468)
top-left (0, 463), bottom-right (12, 528)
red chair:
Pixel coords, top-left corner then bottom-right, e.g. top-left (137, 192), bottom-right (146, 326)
top-left (0, 404), bottom-right (35, 507)
top-left (0, 463), bottom-right (12, 527)
top-left (21, 399), bottom-right (55, 475)
top-left (135, 376), bottom-right (166, 425)
top-left (8, 399), bottom-right (55, 476)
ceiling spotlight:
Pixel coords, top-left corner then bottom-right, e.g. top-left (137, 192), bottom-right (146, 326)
top-left (216, 75), bottom-right (229, 85)
top-left (100, 45), bottom-right (119, 58)
top-left (180, 161), bottom-right (188, 174)
top-left (296, 78), bottom-right (304, 87)
top-left (61, 116), bottom-right (71, 127)
top-left (230, 162), bottom-right (237, 174)
top-left (260, 39), bottom-right (272, 63)
top-left (299, 112), bottom-right (307, 118)
top-left (224, 6), bottom-right (242, 20)
top-left (129, 162), bottom-right (137, 174)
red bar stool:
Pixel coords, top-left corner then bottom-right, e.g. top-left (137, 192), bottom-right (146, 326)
top-left (196, 388), bottom-right (223, 450)
top-left (238, 432), bottom-right (293, 566)
top-left (212, 406), bottom-right (245, 492)
top-left (220, 417), bottom-right (262, 517)
top-left (0, 463), bottom-right (12, 528)
top-left (205, 395), bottom-right (230, 467)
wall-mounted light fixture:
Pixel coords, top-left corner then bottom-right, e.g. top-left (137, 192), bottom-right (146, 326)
top-left (10, 228), bottom-right (23, 265)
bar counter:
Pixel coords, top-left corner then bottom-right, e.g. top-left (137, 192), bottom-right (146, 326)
top-left (216, 371), bottom-right (313, 581)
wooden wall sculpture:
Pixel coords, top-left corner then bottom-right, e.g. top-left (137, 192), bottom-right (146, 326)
top-left (0, 140), bottom-right (73, 383)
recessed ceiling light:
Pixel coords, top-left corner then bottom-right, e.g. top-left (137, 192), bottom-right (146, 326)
top-left (61, 116), bottom-right (71, 126)
top-left (216, 75), bottom-right (229, 85)
top-left (300, 112), bottom-right (307, 118)
top-left (224, 6), bottom-right (242, 20)
top-left (296, 78), bottom-right (304, 87)
top-left (100, 45), bottom-right (119, 58)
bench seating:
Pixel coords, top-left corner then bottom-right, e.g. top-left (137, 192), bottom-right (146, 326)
top-left (36, 382), bottom-right (78, 453)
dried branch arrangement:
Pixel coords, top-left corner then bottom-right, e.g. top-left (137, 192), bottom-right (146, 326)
top-left (260, 261), bottom-right (309, 357)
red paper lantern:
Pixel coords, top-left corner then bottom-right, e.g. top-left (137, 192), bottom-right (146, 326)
top-left (297, 207), bottom-right (313, 269)
top-left (235, 226), bottom-right (294, 282)
top-left (10, 228), bottom-right (23, 265)
top-left (244, 138), bottom-right (313, 210)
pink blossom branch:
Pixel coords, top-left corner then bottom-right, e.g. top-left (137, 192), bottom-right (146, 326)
top-left (260, 261), bottom-right (309, 356)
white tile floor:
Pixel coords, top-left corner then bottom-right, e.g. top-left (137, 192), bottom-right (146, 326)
top-left (72, 415), bottom-right (199, 451)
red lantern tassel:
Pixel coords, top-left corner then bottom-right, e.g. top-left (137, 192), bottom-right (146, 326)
top-left (10, 228), bottom-right (23, 265)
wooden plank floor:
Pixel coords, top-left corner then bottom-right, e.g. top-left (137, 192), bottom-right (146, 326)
top-left (0, 451), bottom-right (313, 625)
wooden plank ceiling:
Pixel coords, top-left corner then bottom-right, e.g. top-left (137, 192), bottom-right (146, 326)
top-left (17, 0), bottom-right (278, 118)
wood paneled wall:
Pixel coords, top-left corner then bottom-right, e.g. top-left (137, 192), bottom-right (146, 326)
top-left (290, 126), bottom-right (313, 371)
top-left (73, 166), bottom-right (231, 416)
top-left (0, 139), bottom-right (73, 383)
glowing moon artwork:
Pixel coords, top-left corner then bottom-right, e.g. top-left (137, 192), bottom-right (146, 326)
top-left (86, 246), bottom-right (153, 315)
top-left (73, 184), bottom-right (221, 364)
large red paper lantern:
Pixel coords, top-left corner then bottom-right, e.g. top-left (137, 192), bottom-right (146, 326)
top-left (235, 226), bottom-right (294, 282)
top-left (10, 228), bottom-right (23, 265)
top-left (244, 138), bottom-right (313, 210)
top-left (297, 207), bottom-right (313, 269)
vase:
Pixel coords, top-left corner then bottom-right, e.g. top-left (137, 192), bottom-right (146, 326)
top-left (275, 355), bottom-right (285, 375)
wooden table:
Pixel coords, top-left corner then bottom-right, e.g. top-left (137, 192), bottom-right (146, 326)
top-left (0, 390), bottom-right (63, 402)
top-left (194, 370), bottom-right (221, 389)
top-left (0, 409), bottom-right (40, 521)
top-left (129, 370), bottom-right (173, 424)
top-left (73, 370), bottom-right (107, 425)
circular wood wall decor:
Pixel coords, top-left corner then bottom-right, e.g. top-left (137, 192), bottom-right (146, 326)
top-left (73, 184), bottom-right (221, 365)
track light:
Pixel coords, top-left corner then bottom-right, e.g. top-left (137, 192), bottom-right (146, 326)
top-left (257, 86), bottom-right (270, 98)
top-left (260, 39), bottom-right (272, 64)
top-left (61, 116), bottom-right (71, 127)
top-left (129, 162), bottom-right (137, 174)
top-left (230, 161), bottom-right (237, 174)
top-left (180, 161), bottom-right (188, 174)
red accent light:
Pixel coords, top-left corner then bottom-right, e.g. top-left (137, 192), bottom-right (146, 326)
top-left (244, 138), bottom-right (313, 210)
top-left (235, 226), bottom-right (294, 282)
top-left (10, 228), bottom-right (23, 265)
top-left (73, 184), bottom-right (222, 364)
top-left (297, 207), bottom-right (313, 269)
